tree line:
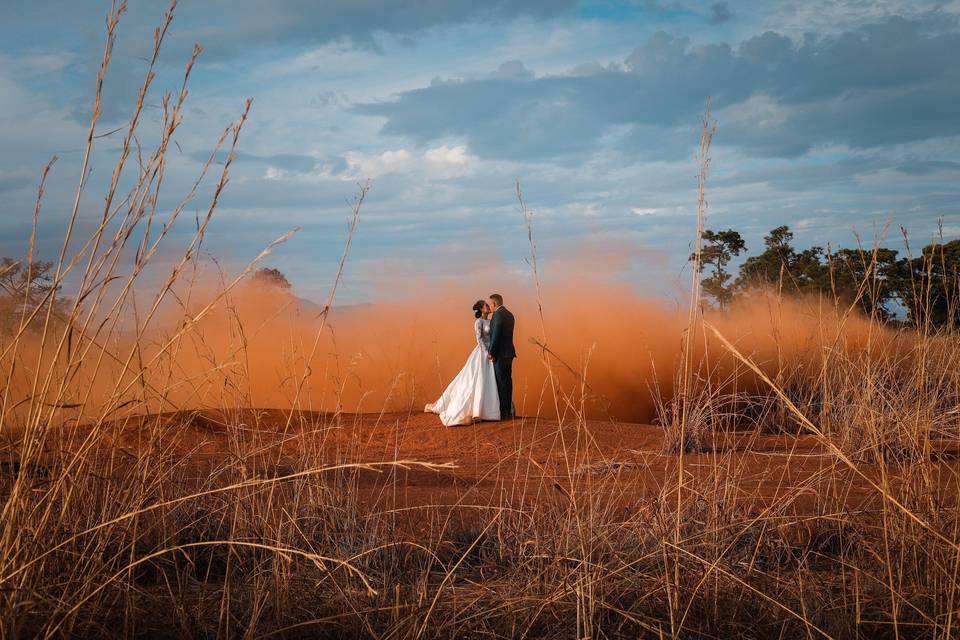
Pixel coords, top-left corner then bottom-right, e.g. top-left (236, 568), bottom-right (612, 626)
top-left (693, 225), bottom-right (960, 327)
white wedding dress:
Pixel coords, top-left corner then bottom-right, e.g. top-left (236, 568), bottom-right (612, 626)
top-left (425, 318), bottom-right (501, 426)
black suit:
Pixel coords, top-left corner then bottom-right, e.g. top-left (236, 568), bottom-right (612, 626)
top-left (488, 306), bottom-right (516, 418)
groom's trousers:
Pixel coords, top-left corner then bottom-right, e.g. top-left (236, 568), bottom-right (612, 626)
top-left (493, 356), bottom-right (514, 418)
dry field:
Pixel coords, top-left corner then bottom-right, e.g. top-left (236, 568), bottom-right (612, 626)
top-left (3, 398), bottom-right (960, 638)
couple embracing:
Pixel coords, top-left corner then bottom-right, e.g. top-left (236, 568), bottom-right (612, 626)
top-left (425, 293), bottom-right (516, 426)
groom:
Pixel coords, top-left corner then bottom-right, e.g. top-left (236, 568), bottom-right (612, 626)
top-left (486, 293), bottom-right (516, 420)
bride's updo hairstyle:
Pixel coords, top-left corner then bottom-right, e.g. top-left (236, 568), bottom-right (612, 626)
top-left (472, 300), bottom-right (485, 319)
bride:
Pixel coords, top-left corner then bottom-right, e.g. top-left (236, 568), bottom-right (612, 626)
top-left (425, 299), bottom-right (500, 426)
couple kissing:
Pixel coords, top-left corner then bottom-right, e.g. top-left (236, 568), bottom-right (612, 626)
top-left (425, 293), bottom-right (516, 426)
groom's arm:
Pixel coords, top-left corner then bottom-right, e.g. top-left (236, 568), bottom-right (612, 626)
top-left (488, 311), bottom-right (501, 361)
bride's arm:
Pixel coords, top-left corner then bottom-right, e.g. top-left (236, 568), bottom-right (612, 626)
top-left (474, 318), bottom-right (489, 353)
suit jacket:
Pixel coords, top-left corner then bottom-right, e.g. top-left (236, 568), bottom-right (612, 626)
top-left (488, 306), bottom-right (516, 360)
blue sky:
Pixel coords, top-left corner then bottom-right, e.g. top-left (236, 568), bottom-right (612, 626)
top-left (1, 0), bottom-right (958, 302)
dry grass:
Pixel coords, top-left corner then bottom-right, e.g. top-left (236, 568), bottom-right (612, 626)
top-left (1, 4), bottom-right (959, 639)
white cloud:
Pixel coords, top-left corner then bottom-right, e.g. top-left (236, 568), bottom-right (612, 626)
top-left (343, 148), bottom-right (413, 178)
top-left (720, 92), bottom-right (791, 130)
top-left (759, 0), bottom-right (957, 36)
top-left (631, 206), bottom-right (687, 217)
top-left (343, 145), bottom-right (479, 179)
top-left (424, 144), bottom-right (475, 166)
top-left (16, 53), bottom-right (75, 76)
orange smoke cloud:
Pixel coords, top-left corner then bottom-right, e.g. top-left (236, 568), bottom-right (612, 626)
top-left (0, 251), bottom-right (889, 427)
top-left (132, 278), bottom-right (883, 424)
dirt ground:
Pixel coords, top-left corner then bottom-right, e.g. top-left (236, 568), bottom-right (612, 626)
top-left (23, 408), bottom-right (958, 539)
